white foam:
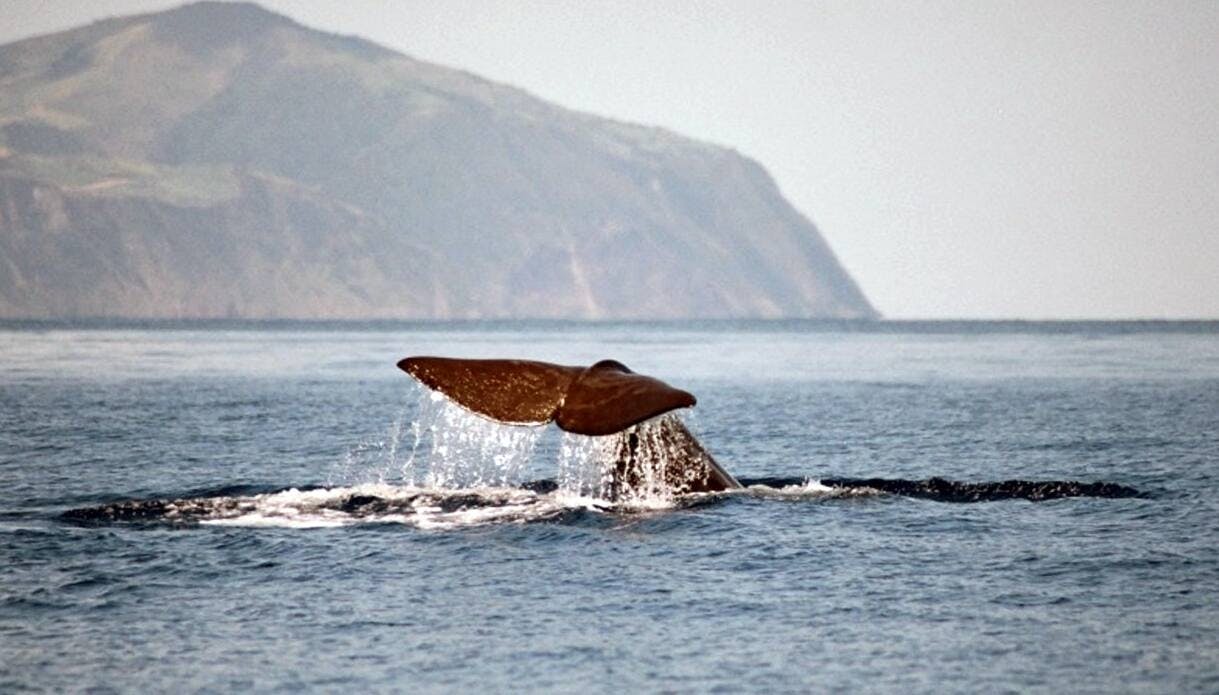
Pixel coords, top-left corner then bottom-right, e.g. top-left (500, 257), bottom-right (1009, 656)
top-left (169, 477), bottom-right (876, 529)
top-left (190, 484), bottom-right (583, 529)
top-left (200, 514), bottom-right (351, 529)
top-left (743, 479), bottom-right (882, 499)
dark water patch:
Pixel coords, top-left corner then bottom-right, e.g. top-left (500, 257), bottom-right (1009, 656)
top-left (1018, 436), bottom-right (1179, 453)
top-left (520, 479), bottom-right (559, 493)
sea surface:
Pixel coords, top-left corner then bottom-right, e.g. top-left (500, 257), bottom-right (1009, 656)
top-left (2, 320), bottom-right (1218, 693)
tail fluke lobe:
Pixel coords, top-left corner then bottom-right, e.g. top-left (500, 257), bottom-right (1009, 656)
top-left (397, 357), bottom-right (579, 426)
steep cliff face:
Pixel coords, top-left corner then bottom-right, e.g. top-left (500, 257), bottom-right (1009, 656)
top-left (0, 2), bottom-right (876, 319)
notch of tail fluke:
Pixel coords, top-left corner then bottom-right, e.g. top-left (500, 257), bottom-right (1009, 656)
top-left (396, 356), bottom-right (697, 435)
top-left (555, 359), bottom-right (696, 436)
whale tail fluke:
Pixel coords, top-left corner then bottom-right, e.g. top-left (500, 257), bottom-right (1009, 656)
top-left (397, 356), bottom-right (740, 496)
top-left (397, 357), bottom-right (698, 437)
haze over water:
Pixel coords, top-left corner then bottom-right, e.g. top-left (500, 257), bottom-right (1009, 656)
top-left (2, 321), bottom-right (1219, 691)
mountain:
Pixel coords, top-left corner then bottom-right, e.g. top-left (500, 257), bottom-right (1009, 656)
top-left (0, 2), bottom-right (876, 320)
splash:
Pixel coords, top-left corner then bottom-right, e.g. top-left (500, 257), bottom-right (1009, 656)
top-left (614, 414), bottom-right (700, 505)
top-left (60, 483), bottom-right (577, 529)
top-left (743, 478), bottom-right (878, 499)
top-left (325, 388), bottom-right (720, 512)
top-left (556, 430), bottom-right (617, 501)
top-left (328, 399), bottom-right (414, 486)
top-left (403, 390), bottom-right (545, 489)
top-left (266, 394), bottom-right (693, 528)
top-left (329, 385), bottom-right (546, 490)
top-left (553, 413), bottom-right (702, 507)
top-left (198, 484), bottom-right (565, 530)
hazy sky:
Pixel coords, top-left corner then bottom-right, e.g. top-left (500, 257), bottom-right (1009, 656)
top-left (5, 1), bottom-right (1217, 318)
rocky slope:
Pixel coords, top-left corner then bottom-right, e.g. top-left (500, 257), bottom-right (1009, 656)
top-left (0, 2), bottom-right (876, 319)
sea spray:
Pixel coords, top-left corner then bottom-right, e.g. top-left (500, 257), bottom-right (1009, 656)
top-left (554, 413), bottom-right (696, 506)
top-left (328, 401), bottom-right (414, 486)
top-left (402, 390), bottom-right (543, 489)
top-left (327, 382), bottom-right (432, 486)
top-left (338, 387), bottom-right (699, 504)
top-left (556, 430), bottom-right (618, 500)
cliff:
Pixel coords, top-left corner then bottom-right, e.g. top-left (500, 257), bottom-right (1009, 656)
top-left (0, 2), bottom-right (876, 319)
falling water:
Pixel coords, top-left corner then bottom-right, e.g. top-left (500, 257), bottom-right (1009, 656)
top-left (555, 413), bottom-right (700, 505)
top-left (332, 383), bottom-right (703, 506)
top-left (328, 401), bottom-right (413, 486)
top-left (400, 390), bottom-right (544, 489)
top-left (556, 430), bottom-right (618, 500)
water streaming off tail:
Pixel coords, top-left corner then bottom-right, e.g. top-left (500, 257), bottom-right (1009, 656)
top-left (616, 413), bottom-right (715, 505)
top-left (334, 385), bottom-right (702, 506)
top-left (556, 413), bottom-right (698, 506)
top-left (402, 390), bottom-right (544, 489)
top-left (556, 430), bottom-right (618, 500)
top-left (328, 385), bottom-right (541, 488)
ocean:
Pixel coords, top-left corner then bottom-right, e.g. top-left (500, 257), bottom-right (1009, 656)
top-left (2, 320), bottom-right (1218, 692)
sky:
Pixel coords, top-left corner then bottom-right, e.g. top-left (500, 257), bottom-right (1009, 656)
top-left (4, 0), bottom-right (1217, 319)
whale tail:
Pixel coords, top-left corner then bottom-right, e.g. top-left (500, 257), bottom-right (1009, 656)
top-left (397, 356), bottom-right (740, 495)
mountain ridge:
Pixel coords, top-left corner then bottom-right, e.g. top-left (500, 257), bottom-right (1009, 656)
top-left (0, 1), bottom-right (877, 320)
